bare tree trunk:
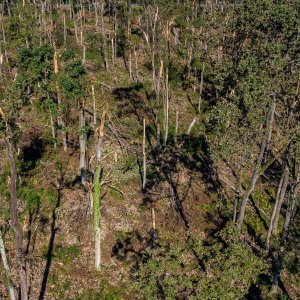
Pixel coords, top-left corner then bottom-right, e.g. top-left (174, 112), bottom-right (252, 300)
top-left (79, 101), bottom-right (87, 186)
top-left (50, 113), bottom-right (57, 148)
top-left (5, 123), bottom-right (28, 300)
top-left (175, 110), bottom-right (179, 144)
top-left (73, 9), bottom-right (79, 44)
top-left (82, 45), bottom-right (86, 65)
top-left (186, 117), bottom-right (198, 135)
top-left (0, 230), bottom-right (16, 300)
top-left (164, 67), bottom-right (169, 146)
top-left (198, 61), bottom-right (205, 112)
top-left (272, 166), bottom-right (289, 235)
top-left (92, 85), bottom-right (97, 127)
top-left (266, 165), bottom-right (289, 249)
top-left (63, 13), bottom-right (67, 45)
top-left (149, 6), bottom-right (158, 92)
top-left (54, 48), bottom-right (68, 151)
top-left (128, 51), bottom-right (132, 81)
top-left (237, 97), bottom-right (276, 230)
top-left (156, 59), bottom-right (163, 101)
top-left (134, 48), bottom-right (139, 81)
top-left (1, 14), bottom-right (9, 65)
top-left (111, 38), bottom-right (114, 64)
top-left (100, 0), bottom-right (108, 71)
top-left (270, 163), bottom-right (299, 295)
top-left (94, 0), bottom-right (99, 27)
top-left (142, 118), bottom-right (146, 189)
top-left (94, 111), bottom-right (106, 270)
top-left (151, 207), bottom-right (157, 248)
top-left (57, 87), bottom-right (68, 151)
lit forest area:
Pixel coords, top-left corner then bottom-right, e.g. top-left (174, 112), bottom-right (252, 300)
top-left (0, 0), bottom-right (299, 299)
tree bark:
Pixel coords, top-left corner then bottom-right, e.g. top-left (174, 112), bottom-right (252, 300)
top-left (79, 102), bottom-right (87, 186)
top-left (92, 85), bottom-right (97, 127)
top-left (0, 230), bottom-right (16, 300)
top-left (198, 61), bottom-right (205, 112)
top-left (266, 165), bottom-right (285, 249)
top-left (272, 166), bottom-right (289, 235)
top-left (164, 66), bottom-right (169, 146)
top-left (142, 118), bottom-right (146, 189)
top-left (270, 163), bottom-right (299, 294)
top-left (5, 123), bottom-right (28, 300)
top-left (266, 165), bottom-right (289, 250)
top-left (237, 98), bottom-right (276, 230)
top-left (93, 111), bottom-right (106, 270)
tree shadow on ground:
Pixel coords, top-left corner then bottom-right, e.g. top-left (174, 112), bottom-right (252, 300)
top-left (141, 134), bottom-right (223, 229)
top-left (113, 84), bottom-right (152, 123)
top-left (20, 136), bottom-right (46, 174)
top-left (38, 172), bottom-right (64, 300)
top-left (111, 230), bottom-right (153, 263)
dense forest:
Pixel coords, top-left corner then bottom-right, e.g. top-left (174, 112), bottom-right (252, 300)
top-left (0, 0), bottom-right (299, 299)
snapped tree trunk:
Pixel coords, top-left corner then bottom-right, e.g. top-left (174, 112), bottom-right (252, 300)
top-left (237, 98), bottom-right (276, 230)
top-left (0, 230), bottom-right (16, 300)
top-left (93, 111), bottom-right (106, 270)
top-left (5, 123), bottom-right (28, 300)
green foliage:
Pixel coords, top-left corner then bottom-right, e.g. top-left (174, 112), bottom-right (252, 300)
top-left (109, 187), bottom-right (124, 202)
top-left (42, 244), bottom-right (81, 266)
top-left (13, 44), bottom-right (55, 102)
top-left (196, 225), bottom-right (268, 299)
top-left (58, 60), bottom-right (87, 101)
top-left (61, 48), bottom-right (76, 61)
top-left (120, 153), bottom-right (137, 173)
top-left (54, 244), bottom-right (81, 264)
top-left (75, 277), bottom-right (122, 300)
top-left (133, 235), bottom-right (196, 299)
top-left (133, 225), bottom-right (267, 299)
top-left (18, 185), bottom-right (57, 211)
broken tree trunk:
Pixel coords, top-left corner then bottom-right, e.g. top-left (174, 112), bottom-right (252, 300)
top-left (94, 111), bottom-right (106, 270)
top-left (0, 229), bottom-right (16, 300)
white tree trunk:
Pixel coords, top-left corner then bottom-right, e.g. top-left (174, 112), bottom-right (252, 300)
top-left (95, 227), bottom-right (101, 270)
top-left (0, 231), bottom-right (16, 300)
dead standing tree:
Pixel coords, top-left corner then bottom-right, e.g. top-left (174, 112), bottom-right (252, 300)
top-left (0, 228), bottom-right (16, 300)
top-left (0, 108), bottom-right (28, 300)
top-left (93, 111), bottom-right (106, 270)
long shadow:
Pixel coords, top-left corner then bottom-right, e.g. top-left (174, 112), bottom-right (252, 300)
top-left (142, 134), bottom-right (222, 211)
top-left (38, 175), bottom-right (63, 300)
top-left (26, 205), bottom-right (40, 255)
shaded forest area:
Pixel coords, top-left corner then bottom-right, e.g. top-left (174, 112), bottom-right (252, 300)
top-left (0, 0), bottom-right (299, 299)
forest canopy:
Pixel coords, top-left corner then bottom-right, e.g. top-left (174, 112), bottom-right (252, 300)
top-left (0, 0), bottom-right (299, 299)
